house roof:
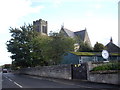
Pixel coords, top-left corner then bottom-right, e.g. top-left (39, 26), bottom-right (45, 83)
top-left (105, 38), bottom-right (120, 53)
top-left (71, 52), bottom-right (95, 56)
top-left (70, 52), bottom-right (120, 56)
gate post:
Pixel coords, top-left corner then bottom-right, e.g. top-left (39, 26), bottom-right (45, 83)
top-left (71, 64), bottom-right (73, 80)
top-left (86, 61), bottom-right (92, 80)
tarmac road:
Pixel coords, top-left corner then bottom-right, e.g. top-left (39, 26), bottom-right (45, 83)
top-left (2, 73), bottom-right (119, 89)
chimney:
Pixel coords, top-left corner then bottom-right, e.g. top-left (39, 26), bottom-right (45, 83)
top-left (110, 37), bottom-right (113, 43)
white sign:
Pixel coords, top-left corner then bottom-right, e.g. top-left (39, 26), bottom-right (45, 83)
top-left (102, 50), bottom-right (109, 59)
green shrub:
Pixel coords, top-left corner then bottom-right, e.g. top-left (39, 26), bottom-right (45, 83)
top-left (92, 62), bottom-right (120, 71)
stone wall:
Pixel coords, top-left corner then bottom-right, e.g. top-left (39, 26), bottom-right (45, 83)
top-left (16, 62), bottom-right (119, 85)
top-left (87, 62), bottom-right (119, 85)
top-left (88, 72), bottom-right (119, 85)
top-left (18, 64), bottom-right (72, 80)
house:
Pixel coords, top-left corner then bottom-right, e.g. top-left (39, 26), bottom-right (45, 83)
top-left (61, 52), bottom-right (120, 64)
top-left (105, 37), bottom-right (120, 53)
top-left (61, 37), bottom-right (120, 64)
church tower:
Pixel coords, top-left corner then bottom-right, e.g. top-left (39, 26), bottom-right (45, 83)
top-left (33, 19), bottom-right (48, 35)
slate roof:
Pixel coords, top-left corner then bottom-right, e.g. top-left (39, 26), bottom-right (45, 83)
top-left (63, 28), bottom-right (75, 38)
top-left (59, 26), bottom-right (92, 47)
top-left (74, 30), bottom-right (86, 41)
top-left (60, 27), bottom-right (87, 40)
top-left (105, 41), bottom-right (120, 53)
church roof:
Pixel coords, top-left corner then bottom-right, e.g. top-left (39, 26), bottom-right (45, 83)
top-left (59, 26), bottom-right (92, 47)
top-left (63, 28), bottom-right (75, 38)
top-left (74, 30), bottom-right (86, 41)
top-left (60, 27), bottom-right (87, 40)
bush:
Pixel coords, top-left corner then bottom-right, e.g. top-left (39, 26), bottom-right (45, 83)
top-left (92, 62), bottom-right (120, 71)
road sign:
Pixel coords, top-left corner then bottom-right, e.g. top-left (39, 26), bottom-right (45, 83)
top-left (102, 50), bottom-right (109, 59)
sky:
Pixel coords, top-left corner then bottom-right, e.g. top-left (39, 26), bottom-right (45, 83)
top-left (0, 0), bottom-right (119, 65)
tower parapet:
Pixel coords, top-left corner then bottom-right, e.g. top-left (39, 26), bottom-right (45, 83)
top-left (33, 19), bottom-right (48, 35)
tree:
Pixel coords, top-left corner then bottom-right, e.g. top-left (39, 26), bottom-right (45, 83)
top-left (3, 64), bottom-right (11, 69)
top-left (7, 25), bottom-right (75, 68)
top-left (6, 24), bottom-right (40, 68)
top-left (93, 42), bottom-right (105, 52)
top-left (75, 36), bottom-right (93, 52)
top-left (30, 35), bottom-right (52, 66)
top-left (79, 41), bottom-right (93, 52)
top-left (49, 33), bottom-right (75, 65)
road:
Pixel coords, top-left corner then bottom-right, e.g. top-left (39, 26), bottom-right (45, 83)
top-left (2, 73), bottom-right (119, 89)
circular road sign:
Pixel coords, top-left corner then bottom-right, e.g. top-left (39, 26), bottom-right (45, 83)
top-left (102, 50), bottom-right (109, 59)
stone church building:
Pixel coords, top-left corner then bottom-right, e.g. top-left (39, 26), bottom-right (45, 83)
top-left (33, 19), bottom-right (48, 35)
top-left (33, 19), bottom-right (92, 52)
top-left (59, 26), bottom-right (92, 52)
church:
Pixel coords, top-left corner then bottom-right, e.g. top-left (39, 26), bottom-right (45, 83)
top-left (33, 19), bottom-right (48, 35)
top-left (32, 19), bottom-right (91, 46)
top-left (59, 26), bottom-right (92, 52)
top-left (32, 19), bottom-right (92, 52)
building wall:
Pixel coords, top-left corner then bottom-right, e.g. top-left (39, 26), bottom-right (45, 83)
top-left (84, 31), bottom-right (92, 47)
top-left (61, 53), bottom-right (79, 64)
top-left (61, 53), bottom-right (120, 64)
